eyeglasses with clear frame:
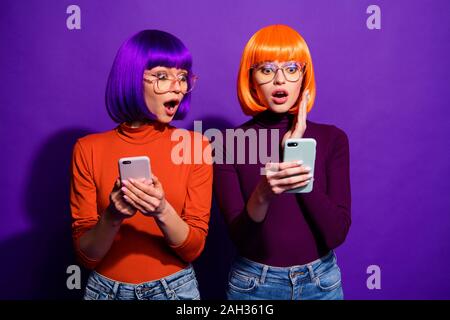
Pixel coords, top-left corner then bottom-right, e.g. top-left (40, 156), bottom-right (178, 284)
top-left (250, 61), bottom-right (307, 85)
top-left (143, 70), bottom-right (198, 94)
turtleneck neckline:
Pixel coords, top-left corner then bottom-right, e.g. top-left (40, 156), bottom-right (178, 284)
top-left (253, 110), bottom-right (296, 129)
top-left (115, 121), bottom-right (172, 144)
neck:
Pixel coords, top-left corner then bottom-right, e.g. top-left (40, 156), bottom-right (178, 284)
top-left (128, 120), bottom-right (148, 128)
top-left (126, 120), bottom-right (170, 131)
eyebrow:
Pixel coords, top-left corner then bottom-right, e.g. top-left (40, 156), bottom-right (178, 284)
top-left (259, 61), bottom-right (297, 66)
top-left (152, 67), bottom-right (188, 72)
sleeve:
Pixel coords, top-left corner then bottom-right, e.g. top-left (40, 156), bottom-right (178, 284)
top-left (169, 136), bottom-right (213, 262)
top-left (296, 128), bottom-right (352, 249)
top-left (70, 140), bottom-right (101, 269)
top-left (212, 136), bottom-right (261, 248)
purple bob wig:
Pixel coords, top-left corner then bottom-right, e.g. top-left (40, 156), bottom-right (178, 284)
top-left (105, 30), bottom-right (193, 123)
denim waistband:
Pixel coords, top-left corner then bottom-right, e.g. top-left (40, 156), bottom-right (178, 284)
top-left (232, 251), bottom-right (336, 284)
top-left (90, 265), bottom-right (196, 299)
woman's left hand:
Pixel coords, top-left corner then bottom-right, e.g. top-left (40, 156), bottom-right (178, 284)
top-left (281, 89), bottom-right (310, 149)
top-left (121, 175), bottom-right (167, 217)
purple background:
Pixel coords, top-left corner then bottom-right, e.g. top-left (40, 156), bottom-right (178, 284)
top-left (1, 0), bottom-right (449, 299)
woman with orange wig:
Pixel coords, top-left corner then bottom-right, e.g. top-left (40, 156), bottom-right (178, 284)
top-left (213, 25), bottom-right (351, 300)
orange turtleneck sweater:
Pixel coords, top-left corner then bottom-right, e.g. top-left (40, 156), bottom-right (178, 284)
top-left (70, 122), bottom-right (212, 284)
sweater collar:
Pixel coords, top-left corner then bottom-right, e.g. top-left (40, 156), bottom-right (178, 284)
top-left (115, 121), bottom-right (172, 144)
top-left (253, 110), bottom-right (296, 129)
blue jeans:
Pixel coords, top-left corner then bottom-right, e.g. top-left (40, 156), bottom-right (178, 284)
top-left (83, 265), bottom-right (200, 300)
top-left (227, 251), bottom-right (344, 300)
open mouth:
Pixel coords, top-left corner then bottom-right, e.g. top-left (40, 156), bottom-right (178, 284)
top-left (163, 99), bottom-right (180, 116)
top-left (272, 90), bottom-right (288, 98)
top-left (271, 90), bottom-right (289, 104)
top-left (164, 99), bottom-right (180, 109)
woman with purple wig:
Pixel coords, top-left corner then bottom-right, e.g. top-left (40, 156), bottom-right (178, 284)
top-left (69, 30), bottom-right (212, 300)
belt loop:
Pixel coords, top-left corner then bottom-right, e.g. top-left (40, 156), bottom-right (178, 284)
top-left (307, 264), bottom-right (315, 281)
top-left (331, 250), bottom-right (336, 262)
top-left (160, 279), bottom-right (173, 299)
top-left (112, 281), bottom-right (120, 297)
top-left (260, 265), bottom-right (269, 284)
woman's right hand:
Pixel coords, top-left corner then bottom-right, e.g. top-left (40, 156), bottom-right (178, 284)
top-left (246, 160), bottom-right (313, 223)
top-left (259, 161), bottom-right (313, 199)
top-left (107, 178), bottom-right (137, 221)
top-left (78, 178), bottom-right (136, 262)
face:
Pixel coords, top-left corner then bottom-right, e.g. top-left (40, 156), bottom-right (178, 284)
top-left (143, 66), bottom-right (188, 123)
top-left (251, 60), bottom-right (304, 113)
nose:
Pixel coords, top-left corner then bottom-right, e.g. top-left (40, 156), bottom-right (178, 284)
top-left (170, 79), bottom-right (182, 93)
top-left (273, 69), bottom-right (285, 84)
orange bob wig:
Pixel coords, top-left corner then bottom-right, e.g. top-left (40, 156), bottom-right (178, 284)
top-left (237, 24), bottom-right (316, 116)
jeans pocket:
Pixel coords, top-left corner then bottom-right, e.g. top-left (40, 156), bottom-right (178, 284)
top-left (315, 266), bottom-right (342, 292)
top-left (84, 285), bottom-right (113, 300)
top-left (173, 277), bottom-right (201, 300)
top-left (84, 286), bottom-right (100, 300)
top-left (228, 270), bottom-right (257, 293)
top-left (83, 275), bottom-right (114, 300)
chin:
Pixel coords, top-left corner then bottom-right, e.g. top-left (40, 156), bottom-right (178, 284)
top-left (268, 104), bottom-right (291, 113)
top-left (156, 115), bottom-right (174, 124)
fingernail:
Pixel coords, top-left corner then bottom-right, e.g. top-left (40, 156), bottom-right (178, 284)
top-left (121, 187), bottom-right (127, 192)
top-left (297, 160), bottom-right (303, 165)
top-left (307, 173), bottom-right (313, 178)
top-left (305, 166), bottom-right (312, 171)
top-left (122, 180), bottom-right (127, 186)
top-left (129, 178), bottom-right (134, 183)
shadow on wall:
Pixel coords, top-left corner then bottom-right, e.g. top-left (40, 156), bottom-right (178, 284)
top-left (188, 116), bottom-right (237, 300)
top-left (0, 128), bottom-right (93, 299)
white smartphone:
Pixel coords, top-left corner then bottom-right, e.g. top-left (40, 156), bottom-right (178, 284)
top-left (118, 156), bottom-right (152, 183)
top-left (283, 138), bottom-right (317, 193)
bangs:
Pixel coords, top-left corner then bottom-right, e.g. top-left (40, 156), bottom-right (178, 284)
top-left (249, 25), bottom-right (309, 65)
top-left (144, 36), bottom-right (192, 71)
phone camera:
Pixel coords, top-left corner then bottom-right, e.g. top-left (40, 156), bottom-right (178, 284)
top-left (287, 142), bottom-right (298, 147)
top-left (123, 160), bottom-right (131, 164)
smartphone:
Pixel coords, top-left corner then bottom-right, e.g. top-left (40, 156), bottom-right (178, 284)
top-left (118, 156), bottom-right (152, 183)
top-left (283, 138), bottom-right (317, 193)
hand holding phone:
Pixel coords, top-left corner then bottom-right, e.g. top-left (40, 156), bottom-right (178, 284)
top-left (283, 138), bottom-right (316, 193)
top-left (118, 156), bottom-right (169, 216)
top-left (107, 178), bottom-right (138, 220)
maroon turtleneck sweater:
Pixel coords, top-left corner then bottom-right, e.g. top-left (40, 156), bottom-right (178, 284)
top-left (213, 111), bottom-right (351, 266)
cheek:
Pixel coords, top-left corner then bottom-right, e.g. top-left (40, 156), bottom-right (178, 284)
top-left (255, 85), bottom-right (271, 103)
top-left (289, 83), bottom-right (302, 102)
top-left (144, 90), bottom-right (161, 114)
